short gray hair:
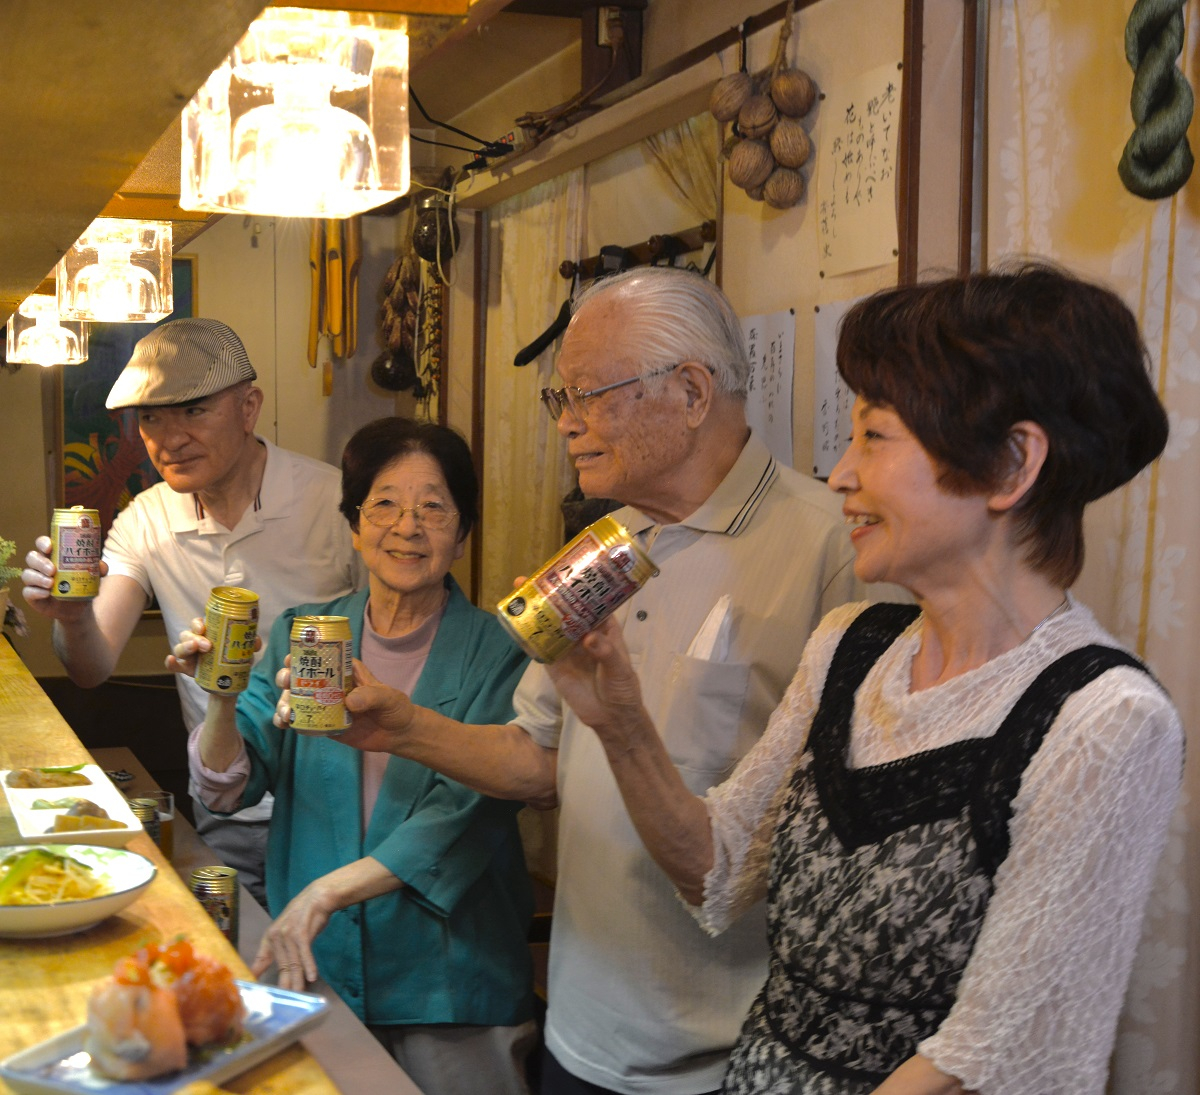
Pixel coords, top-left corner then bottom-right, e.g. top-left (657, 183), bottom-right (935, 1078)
top-left (571, 267), bottom-right (749, 398)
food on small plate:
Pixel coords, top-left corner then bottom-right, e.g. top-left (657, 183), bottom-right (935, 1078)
top-left (49, 814), bottom-right (127, 834)
top-left (173, 1083), bottom-right (239, 1095)
top-left (6, 765), bottom-right (93, 788)
top-left (86, 939), bottom-right (247, 1081)
top-left (46, 799), bottom-right (122, 833)
top-left (30, 797), bottom-right (91, 810)
top-left (0, 846), bottom-right (111, 905)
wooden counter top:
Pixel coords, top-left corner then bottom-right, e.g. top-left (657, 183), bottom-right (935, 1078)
top-left (0, 638), bottom-right (342, 1094)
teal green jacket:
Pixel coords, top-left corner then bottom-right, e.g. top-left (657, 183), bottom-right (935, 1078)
top-left (230, 580), bottom-right (534, 1026)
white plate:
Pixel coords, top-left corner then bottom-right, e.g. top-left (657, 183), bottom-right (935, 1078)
top-left (0, 981), bottom-right (330, 1094)
top-left (1, 766), bottom-right (143, 848)
top-left (0, 844), bottom-right (155, 938)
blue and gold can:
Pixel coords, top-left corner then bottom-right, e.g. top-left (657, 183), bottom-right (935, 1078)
top-left (195, 586), bottom-right (259, 695)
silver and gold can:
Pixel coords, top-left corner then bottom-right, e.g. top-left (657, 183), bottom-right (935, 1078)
top-left (50, 506), bottom-right (102, 599)
top-left (128, 797), bottom-right (161, 846)
top-left (289, 615), bottom-right (353, 735)
top-left (191, 866), bottom-right (239, 948)
top-left (497, 515), bottom-right (658, 664)
top-left (195, 586), bottom-right (260, 695)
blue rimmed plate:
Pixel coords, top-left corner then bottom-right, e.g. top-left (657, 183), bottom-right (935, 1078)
top-left (0, 981), bottom-right (330, 1094)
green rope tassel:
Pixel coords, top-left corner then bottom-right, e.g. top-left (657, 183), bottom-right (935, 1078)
top-left (1119, 0), bottom-right (1194, 200)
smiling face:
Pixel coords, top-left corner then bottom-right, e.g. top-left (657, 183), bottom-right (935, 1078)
top-left (352, 451), bottom-right (464, 602)
top-left (553, 295), bottom-right (690, 512)
top-left (136, 383), bottom-right (261, 495)
top-left (829, 399), bottom-right (994, 595)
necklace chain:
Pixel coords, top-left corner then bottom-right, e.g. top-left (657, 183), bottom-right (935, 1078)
top-left (1029, 596), bottom-right (1070, 638)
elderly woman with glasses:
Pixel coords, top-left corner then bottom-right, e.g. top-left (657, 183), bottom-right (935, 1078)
top-left (168, 417), bottom-right (536, 1095)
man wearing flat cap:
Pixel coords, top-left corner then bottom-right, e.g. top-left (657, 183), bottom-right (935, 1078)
top-left (21, 318), bottom-right (363, 902)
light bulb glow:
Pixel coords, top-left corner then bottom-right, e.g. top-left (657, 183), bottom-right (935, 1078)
top-left (181, 7), bottom-right (409, 218)
top-left (57, 219), bottom-right (172, 323)
top-left (6, 295), bottom-right (88, 366)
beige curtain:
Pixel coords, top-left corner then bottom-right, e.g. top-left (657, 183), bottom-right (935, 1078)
top-left (643, 112), bottom-right (721, 224)
top-left (987, 3), bottom-right (1198, 1091)
top-left (480, 170), bottom-right (585, 613)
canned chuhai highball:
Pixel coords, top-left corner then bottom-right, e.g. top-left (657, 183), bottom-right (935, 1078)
top-left (50, 506), bottom-right (102, 599)
top-left (497, 515), bottom-right (658, 664)
top-left (195, 586), bottom-right (260, 695)
top-left (289, 615), bottom-right (353, 735)
top-left (128, 797), bottom-right (161, 846)
top-left (190, 866), bottom-right (239, 948)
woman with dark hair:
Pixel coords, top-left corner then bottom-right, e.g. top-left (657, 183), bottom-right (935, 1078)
top-left (170, 417), bottom-right (536, 1095)
top-left (545, 263), bottom-right (1183, 1094)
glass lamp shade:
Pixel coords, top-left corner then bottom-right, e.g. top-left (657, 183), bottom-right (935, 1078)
top-left (57, 219), bottom-right (173, 323)
top-left (6, 295), bottom-right (88, 366)
top-left (181, 7), bottom-right (410, 218)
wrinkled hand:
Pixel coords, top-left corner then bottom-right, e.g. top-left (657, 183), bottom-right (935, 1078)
top-left (165, 617), bottom-right (209, 677)
top-left (167, 616), bottom-right (263, 678)
top-left (271, 654), bottom-right (294, 729)
top-left (331, 660), bottom-right (418, 753)
top-left (546, 617), bottom-right (645, 734)
top-left (20, 535), bottom-right (106, 622)
top-left (250, 878), bottom-right (338, 991)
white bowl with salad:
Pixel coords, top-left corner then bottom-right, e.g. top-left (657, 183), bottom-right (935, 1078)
top-left (0, 843), bottom-right (156, 938)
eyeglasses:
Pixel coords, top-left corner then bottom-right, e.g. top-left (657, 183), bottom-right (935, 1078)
top-left (540, 364), bottom-right (681, 422)
top-left (357, 498), bottom-right (458, 531)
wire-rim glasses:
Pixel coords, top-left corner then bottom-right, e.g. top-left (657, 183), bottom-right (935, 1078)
top-left (539, 363), bottom-right (682, 422)
top-left (358, 498), bottom-right (459, 531)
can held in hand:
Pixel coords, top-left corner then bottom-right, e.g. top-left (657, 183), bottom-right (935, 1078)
top-left (289, 615), bottom-right (353, 734)
top-left (195, 586), bottom-right (260, 695)
top-left (191, 866), bottom-right (239, 948)
top-left (497, 515), bottom-right (658, 664)
top-left (50, 506), bottom-right (102, 599)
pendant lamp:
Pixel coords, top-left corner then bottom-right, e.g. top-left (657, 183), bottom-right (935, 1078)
top-left (180, 6), bottom-right (411, 218)
top-left (6, 295), bottom-right (88, 367)
top-left (57, 218), bottom-right (173, 323)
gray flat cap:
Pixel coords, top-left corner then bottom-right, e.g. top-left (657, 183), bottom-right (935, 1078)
top-left (105, 318), bottom-right (256, 409)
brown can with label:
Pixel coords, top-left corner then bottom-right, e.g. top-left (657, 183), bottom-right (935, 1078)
top-left (195, 586), bottom-right (260, 695)
top-left (50, 506), bottom-right (102, 599)
top-left (289, 615), bottom-right (353, 734)
top-left (191, 866), bottom-right (239, 948)
top-left (497, 515), bottom-right (658, 664)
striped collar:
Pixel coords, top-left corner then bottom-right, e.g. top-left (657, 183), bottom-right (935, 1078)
top-left (614, 430), bottom-right (779, 539)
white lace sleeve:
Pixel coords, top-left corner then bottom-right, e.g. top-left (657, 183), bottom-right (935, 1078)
top-left (919, 669), bottom-right (1183, 1095)
top-left (692, 602), bottom-right (870, 935)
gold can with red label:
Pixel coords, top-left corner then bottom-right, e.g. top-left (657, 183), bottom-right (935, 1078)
top-left (289, 615), bottom-right (353, 735)
top-left (50, 507), bottom-right (102, 599)
top-left (497, 515), bottom-right (658, 664)
top-left (195, 586), bottom-right (260, 696)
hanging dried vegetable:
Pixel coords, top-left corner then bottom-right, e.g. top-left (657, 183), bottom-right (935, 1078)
top-left (713, 0), bottom-right (816, 210)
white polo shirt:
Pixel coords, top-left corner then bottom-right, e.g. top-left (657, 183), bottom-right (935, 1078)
top-left (103, 437), bottom-right (364, 818)
top-left (515, 432), bottom-right (871, 1093)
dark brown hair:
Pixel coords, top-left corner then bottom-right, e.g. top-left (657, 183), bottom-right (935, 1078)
top-left (339, 417), bottom-right (478, 541)
top-left (836, 261), bottom-right (1168, 586)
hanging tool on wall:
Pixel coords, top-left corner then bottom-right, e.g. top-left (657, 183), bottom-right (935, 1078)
top-left (307, 215), bottom-right (363, 368)
top-left (513, 245), bottom-right (632, 367)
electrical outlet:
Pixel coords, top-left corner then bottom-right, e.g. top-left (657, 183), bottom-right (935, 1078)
top-left (597, 6), bottom-right (620, 47)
